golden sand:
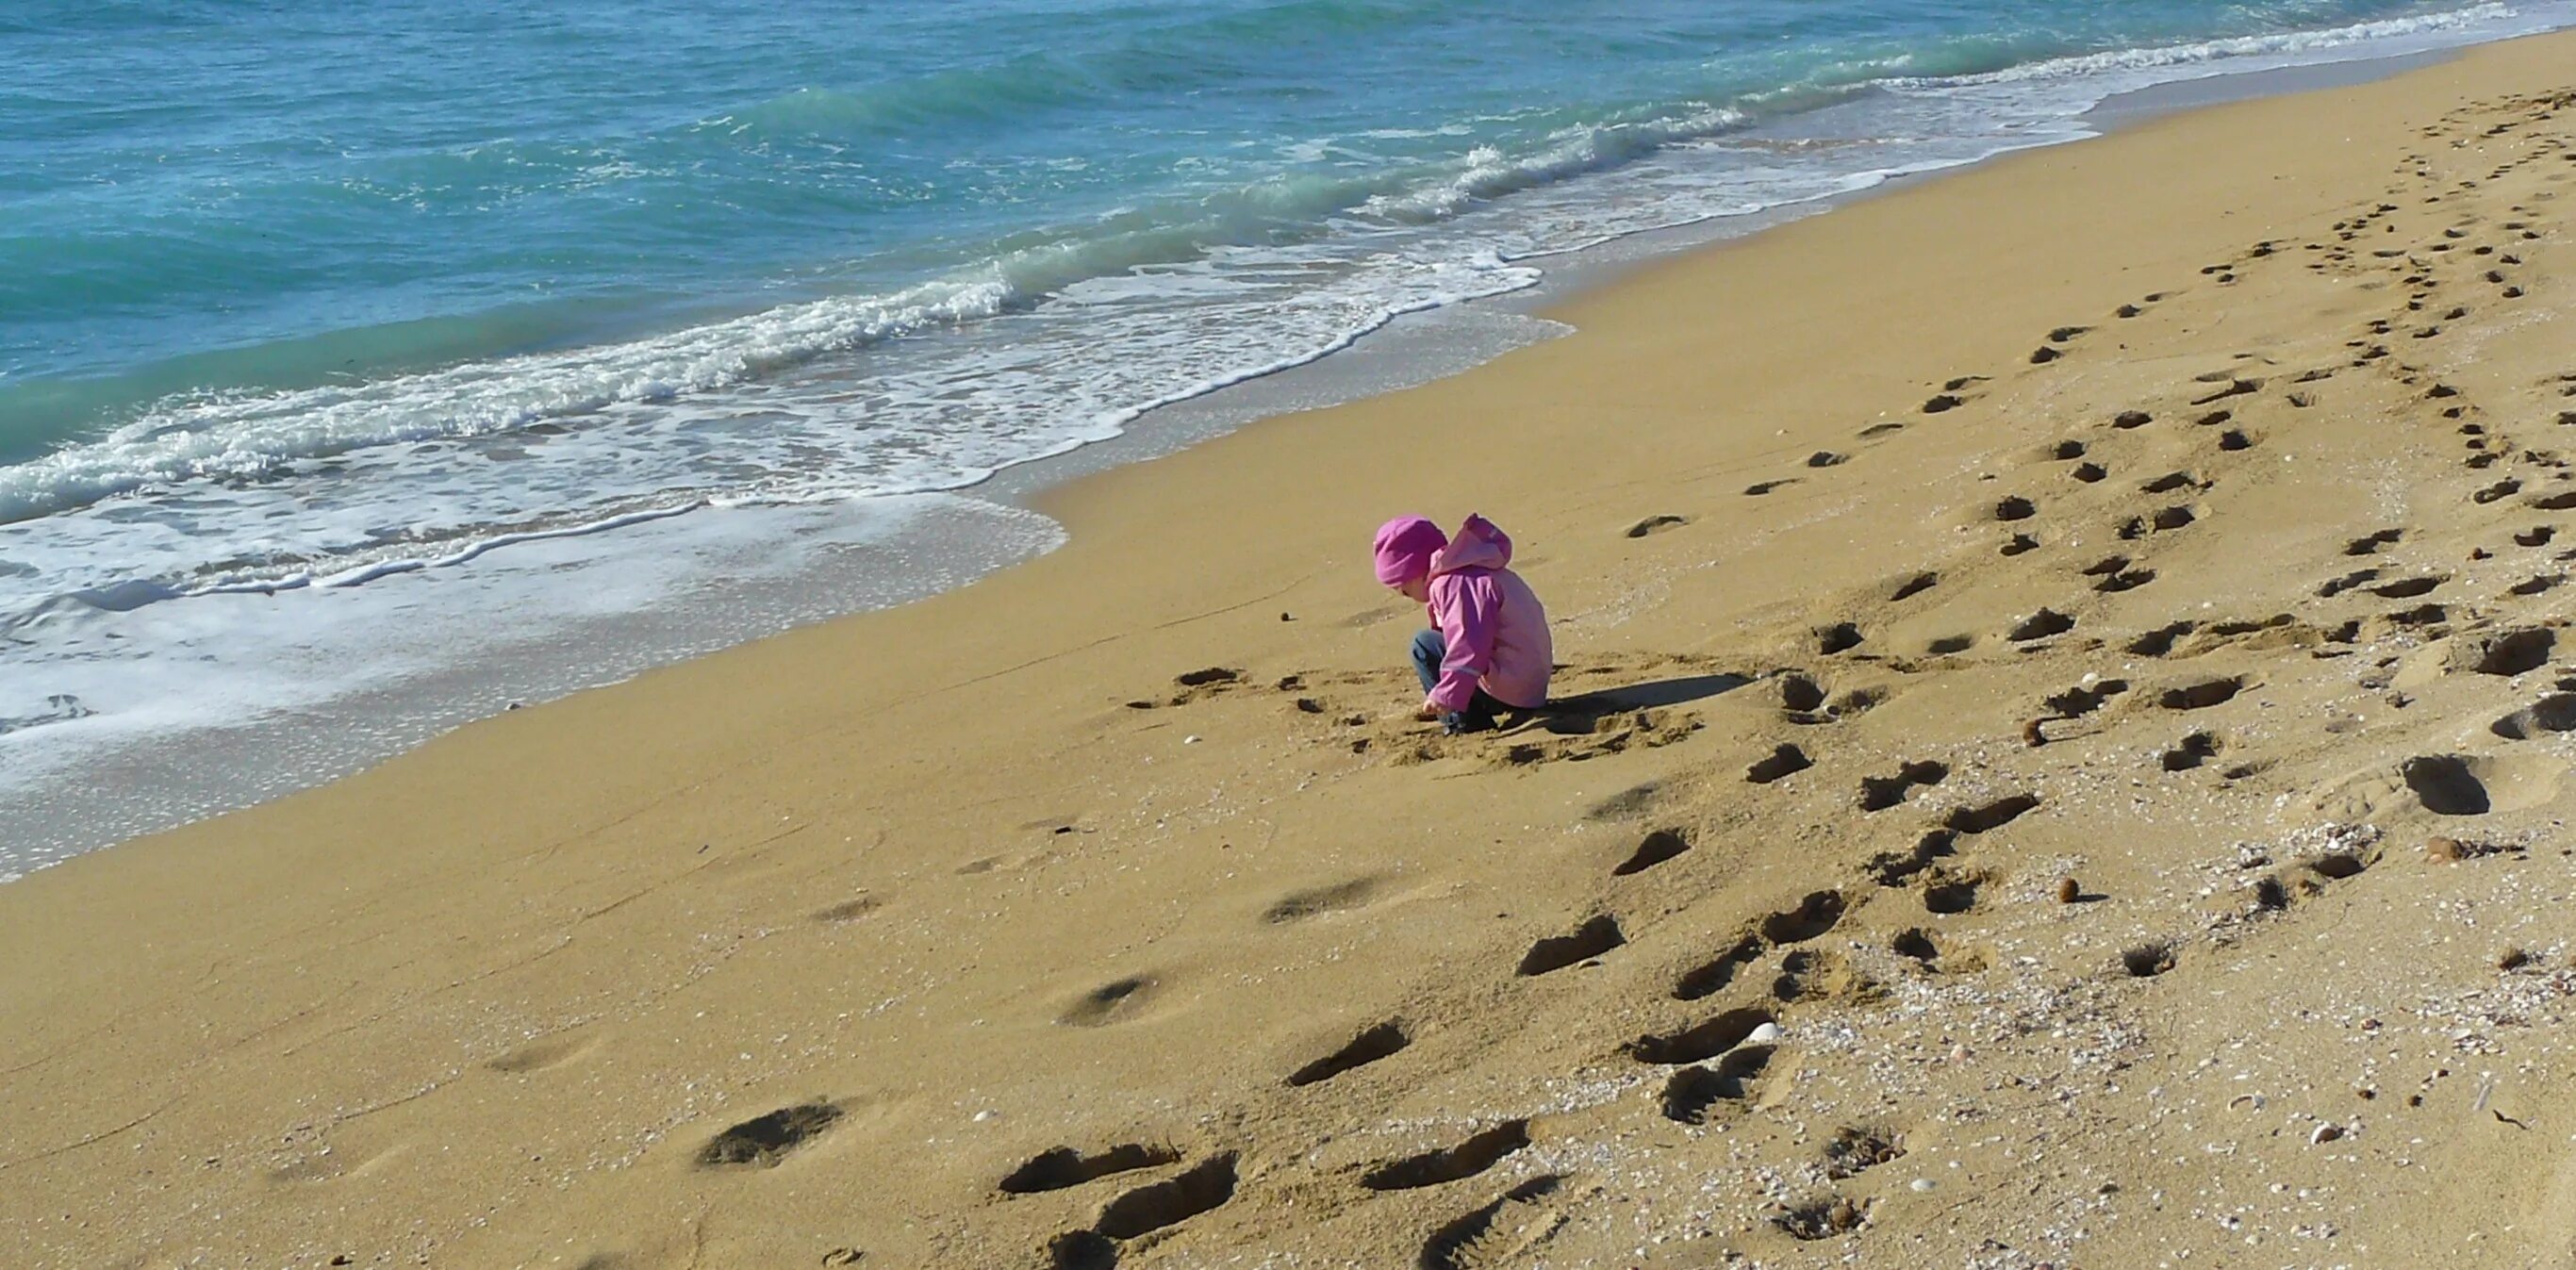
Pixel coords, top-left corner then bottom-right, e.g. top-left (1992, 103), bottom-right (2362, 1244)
top-left (9, 33), bottom-right (2576, 1269)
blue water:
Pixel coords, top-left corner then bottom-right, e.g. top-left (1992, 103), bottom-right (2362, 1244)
top-left (2, 0), bottom-right (2570, 866)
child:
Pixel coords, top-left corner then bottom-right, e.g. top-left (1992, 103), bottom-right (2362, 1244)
top-left (1372, 513), bottom-right (1552, 734)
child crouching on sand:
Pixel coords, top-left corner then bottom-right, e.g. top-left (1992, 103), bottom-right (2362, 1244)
top-left (1372, 513), bottom-right (1552, 734)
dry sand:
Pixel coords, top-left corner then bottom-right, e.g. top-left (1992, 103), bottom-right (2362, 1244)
top-left (10, 33), bottom-right (2576, 1270)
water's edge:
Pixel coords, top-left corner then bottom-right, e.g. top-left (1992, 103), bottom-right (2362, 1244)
top-left (0, 35), bottom-right (2517, 875)
top-left (980, 41), bottom-right (2474, 503)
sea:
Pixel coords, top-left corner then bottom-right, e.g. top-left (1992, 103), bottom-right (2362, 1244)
top-left (6, 0), bottom-right (2573, 875)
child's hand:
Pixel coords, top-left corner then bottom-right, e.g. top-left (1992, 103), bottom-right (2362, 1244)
top-left (1416, 700), bottom-right (1442, 721)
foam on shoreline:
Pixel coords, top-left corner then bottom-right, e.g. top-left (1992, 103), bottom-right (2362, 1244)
top-left (9, 4), bottom-right (2574, 872)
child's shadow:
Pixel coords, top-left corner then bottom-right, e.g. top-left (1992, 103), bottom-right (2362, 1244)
top-left (1522, 672), bottom-right (1753, 735)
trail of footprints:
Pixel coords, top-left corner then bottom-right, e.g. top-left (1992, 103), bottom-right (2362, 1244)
top-left (977, 783), bottom-right (2039, 1264)
top-left (1759, 97), bottom-right (2567, 669)
top-left (663, 90), bottom-right (2575, 1267)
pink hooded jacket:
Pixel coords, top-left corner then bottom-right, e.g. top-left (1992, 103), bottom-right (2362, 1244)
top-left (1374, 514), bottom-right (1552, 713)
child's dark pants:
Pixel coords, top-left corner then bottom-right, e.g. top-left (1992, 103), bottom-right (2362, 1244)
top-left (1411, 628), bottom-right (1510, 734)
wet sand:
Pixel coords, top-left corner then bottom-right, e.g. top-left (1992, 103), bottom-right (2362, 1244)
top-left (8, 32), bottom-right (2576, 1269)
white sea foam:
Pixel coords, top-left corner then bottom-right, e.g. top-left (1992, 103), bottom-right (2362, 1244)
top-left (0, 493), bottom-right (1066, 872)
top-left (0, 272), bottom-right (1019, 525)
top-left (1891, 4), bottom-right (2518, 88)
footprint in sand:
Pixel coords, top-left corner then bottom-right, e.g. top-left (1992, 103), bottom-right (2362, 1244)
top-left (2370, 575), bottom-right (2445, 599)
top-left (2492, 692), bottom-right (2576, 740)
top-left (1263, 877), bottom-right (1380, 924)
top-left (1775, 1196), bottom-right (1870, 1242)
top-left (1771, 948), bottom-right (1880, 1006)
top-left (2006, 608), bottom-right (2073, 642)
top-left (2400, 754), bottom-right (2557, 816)
top-left (1815, 622), bottom-right (1863, 655)
top-left (2041, 678), bottom-right (2127, 724)
top-left (1759, 890), bottom-right (1846, 943)
top-left (2448, 627), bottom-right (2553, 675)
top-left (696, 1099), bottom-right (843, 1169)
top-left (1823, 1126), bottom-right (1907, 1179)
top-left (1629, 1006), bottom-right (1775, 1065)
top-left (1421, 1176), bottom-right (1568, 1270)
top-left (2161, 732), bottom-right (2223, 771)
top-left (1661, 1046), bottom-right (1775, 1125)
top-left (1921, 374), bottom-right (1988, 414)
top-left (2093, 566), bottom-right (2155, 594)
top-left (1921, 866), bottom-right (1991, 915)
top-left (1857, 760), bottom-right (1947, 812)
top-left (1673, 931), bottom-right (1765, 1000)
top-left (1612, 828), bottom-right (1692, 877)
top-left (1001, 1144), bottom-right (1182, 1195)
top-left (811, 894), bottom-right (885, 924)
top-left (1516, 915), bottom-right (1624, 977)
top-left (1944, 794), bottom-right (2039, 834)
top-left (2120, 942), bottom-right (2178, 979)
top-left (1286, 1020), bottom-right (1410, 1087)
top-left (1864, 829), bottom-right (1956, 887)
top-left (1776, 672), bottom-right (1884, 724)
top-left (1745, 743), bottom-right (1812, 784)
top-left (2158, 675), bottom-right (2247, 710)
top-left (1058, 975), bottom-right (1164, 1028)
top-left (1890, 927), bottom-right (1983, 974)
top-left (1883, 570), bottom-right (1939, 602)
top-left (2310, 752), bottom-right (2565, 821)
top-left (2188, 376), bottom-right (2262, 407)
top-left (1128, 666), bottom-right (1247, 709)
top-left (1362, 1120), bottom-right (1532, 1191)
top-left (1090, 1152), bottom-right (1238, 1240)
top-left (2114, 505), bottom-right (2197, 539)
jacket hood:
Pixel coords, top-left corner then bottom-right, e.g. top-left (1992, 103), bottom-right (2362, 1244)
top-left (1429, 513), bottom-right (1511, 576)
top-left (1372, 515), bottom-right (1448, 587)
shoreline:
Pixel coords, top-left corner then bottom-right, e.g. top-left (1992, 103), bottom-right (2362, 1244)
top-left (9, 28), bottom-right (2576, 1268)
top-left (5, 19), bottom-right (2551, 873)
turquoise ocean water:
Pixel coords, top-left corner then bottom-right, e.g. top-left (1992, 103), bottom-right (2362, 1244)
top-left (4, 0), bottom-right (2571, 868)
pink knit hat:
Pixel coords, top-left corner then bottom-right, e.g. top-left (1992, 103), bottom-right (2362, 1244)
top-left (1372, 515), bottom-right (1447, 587)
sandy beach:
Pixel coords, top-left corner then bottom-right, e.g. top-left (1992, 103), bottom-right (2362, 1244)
top-left (11, 30), bottom-right (2576, 1268)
